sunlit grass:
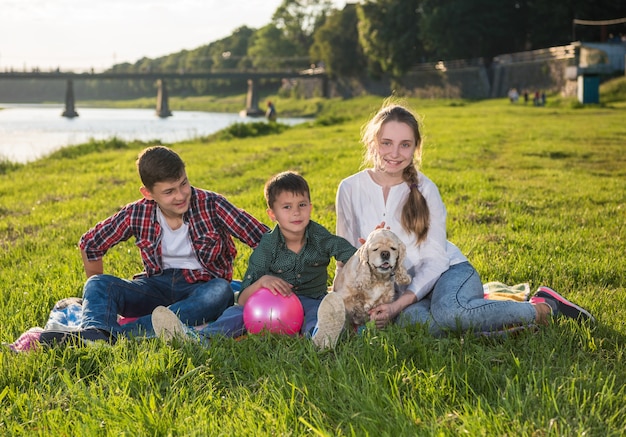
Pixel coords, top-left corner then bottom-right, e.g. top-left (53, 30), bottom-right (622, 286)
top-left (1, 96), bottom-right (625, 435)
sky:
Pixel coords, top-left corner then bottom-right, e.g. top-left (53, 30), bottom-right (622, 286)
top-left (0, 0), bottom-right (346, 73)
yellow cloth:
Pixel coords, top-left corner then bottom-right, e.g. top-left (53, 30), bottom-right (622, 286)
top-left (483, 281), bottom-right (530, 302)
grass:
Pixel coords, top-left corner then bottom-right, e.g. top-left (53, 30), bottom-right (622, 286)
top-left (1, 93), bottom-right (625, 435)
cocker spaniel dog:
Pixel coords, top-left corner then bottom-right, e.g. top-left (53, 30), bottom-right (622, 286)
top-left (333, 228), bottom-right (411, 327)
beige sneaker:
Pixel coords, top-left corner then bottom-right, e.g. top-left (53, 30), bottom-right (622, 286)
top-left (152, 306), bottom-right (186, 341)
top-left (312, 292), bottom-right (346, 350)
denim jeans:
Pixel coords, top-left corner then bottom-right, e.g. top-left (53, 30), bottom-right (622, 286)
top-left (197, 294), bottom-right (323, 339)
top-left (80, 269), bottom-right (234, 339)
top-left (397, 262), bottom-right (536, 335)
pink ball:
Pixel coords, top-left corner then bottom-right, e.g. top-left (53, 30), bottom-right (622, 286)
top-left (243, 288), bottom-right (304, 336)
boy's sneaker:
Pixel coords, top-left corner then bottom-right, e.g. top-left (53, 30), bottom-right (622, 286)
top-left (5, 327), bottom-right (44, 352)
top-left (311, 292), bottom-right (346, 350)
top-left (39, 328), bottom-right (116, 347)
top-left (530, 286), bottom-right (595, 323)
top-left (152, 306), bottom-right (190, 341)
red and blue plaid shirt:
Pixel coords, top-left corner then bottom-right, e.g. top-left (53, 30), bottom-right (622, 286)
top-left (79, 186), bottom-right (269, 283)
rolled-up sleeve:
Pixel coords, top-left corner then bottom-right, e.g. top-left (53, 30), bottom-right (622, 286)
top-left (79, 207), bottom-right (133, 261)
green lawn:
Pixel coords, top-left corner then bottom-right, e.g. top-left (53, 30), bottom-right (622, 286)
top-left (1, 96), bottom-right (625, 436)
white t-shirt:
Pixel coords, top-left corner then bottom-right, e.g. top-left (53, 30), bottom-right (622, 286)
top-left (157, 207), bottom-right (203, 271)
top-left (335, 169), bottom-right (467, 300)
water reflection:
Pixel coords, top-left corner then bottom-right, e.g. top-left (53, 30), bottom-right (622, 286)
top-left (0, 104), bottom-right (307, 163)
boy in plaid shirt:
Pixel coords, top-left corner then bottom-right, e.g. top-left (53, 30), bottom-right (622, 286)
top-left (40, 146), bottom-right (268, 346)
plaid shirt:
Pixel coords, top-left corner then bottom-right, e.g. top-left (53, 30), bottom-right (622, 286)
top-left (240, 221), bottom-right (357, 299)
top-left (79, 186), bottom-right (269, 283)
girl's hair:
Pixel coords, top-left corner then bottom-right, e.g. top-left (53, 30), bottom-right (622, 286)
top-left (361, 102), bottom-right (430, 244)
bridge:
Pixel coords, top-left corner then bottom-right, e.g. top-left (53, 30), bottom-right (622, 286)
top-left (0, 69), bottom-right (328, 118)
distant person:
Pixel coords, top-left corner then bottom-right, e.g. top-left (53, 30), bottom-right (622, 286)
top-left (266, 101), bottom-right (277, 122)
top-left (508, 88), bottom-right (519, 103)
top-left (523, 90), bottom-right (529, 104)
top-left (152, 171), bottom-right (357, 350)
top-left (608, 33), bottom-right (621, 43)
top-left (39, 145), bottom-right (269, 346)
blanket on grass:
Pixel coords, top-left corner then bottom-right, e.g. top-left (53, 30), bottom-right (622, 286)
top-left (6, 282), bottom-right (533, 352)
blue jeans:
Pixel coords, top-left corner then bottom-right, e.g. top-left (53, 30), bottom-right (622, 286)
top-left (397, 262), bottom-right (536, 335)
top-left (80, 269), bottom-right (234, 338)
top-left (196, 294), bottom-right (323, 339)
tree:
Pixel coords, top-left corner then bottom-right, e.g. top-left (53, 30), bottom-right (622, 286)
top-left (525, 0), bottom-right (626, 47)
top-left (208, 26), bottom-right (256, 70)
top-left (272, 0), bottom-right (335, 57)
top-left (419, 0), bottom-right (528, 61)
top-left (357, 0), bottom-right (424, 76)
top-left (247, 24), bottom-right (302, 70)
top-left (310, 4), bottom-right (366, 78)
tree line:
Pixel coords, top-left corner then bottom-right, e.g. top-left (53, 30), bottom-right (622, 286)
top-left (3, 0), bottom-right (625, 101)
top-left (111, 0), bottom-right (626, 77)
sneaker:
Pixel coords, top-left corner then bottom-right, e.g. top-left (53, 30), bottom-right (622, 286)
top-left (39, 328), bottom-right (116, 347)
top-left (530, 286), bottom-right (595, 323)
top-left (311, 293), bottom-right (346, 350)
top-left (4, 327), bottom-right (44, 352)
top-left (152, 306), bottom-right (187, 341)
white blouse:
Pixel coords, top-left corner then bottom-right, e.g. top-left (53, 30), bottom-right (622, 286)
top-left (335, 169), bottom-right (467, 300)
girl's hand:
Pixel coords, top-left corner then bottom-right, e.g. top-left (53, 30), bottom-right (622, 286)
top-left (358, 221), bottom-right (390, 245)
top-left (368, 301), bottom-right (399, 329)
top-left (368, 291), bottom-right (415, 329)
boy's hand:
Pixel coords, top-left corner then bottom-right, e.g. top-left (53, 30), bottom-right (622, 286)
top-left (258, 275), bottom-right (293, 297)
top-left (238, 276), bottom-right (294, 306)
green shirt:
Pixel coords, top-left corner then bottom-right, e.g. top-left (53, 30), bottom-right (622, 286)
top-left (240, 220), bottom-right (357, 299)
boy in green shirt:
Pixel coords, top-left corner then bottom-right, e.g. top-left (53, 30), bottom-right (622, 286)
top-left (153, 171), bottom-right (356, 349)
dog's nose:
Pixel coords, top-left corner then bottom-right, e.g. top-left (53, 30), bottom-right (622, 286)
top-left (381, 251), bottom-right (390, 260)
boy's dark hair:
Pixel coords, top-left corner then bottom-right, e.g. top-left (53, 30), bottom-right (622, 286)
top-left (264, 171), bottom-right (310, 208)
top-left (136, 146), bottom-right (186, 191)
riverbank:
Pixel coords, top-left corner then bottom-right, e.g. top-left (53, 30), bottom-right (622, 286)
top-left (69, 94), bottom-right (333, 118)
top-left (83, 74), bottom-right (626, 111)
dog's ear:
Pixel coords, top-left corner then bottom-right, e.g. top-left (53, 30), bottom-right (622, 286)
top-left (396, 236), bottom-right (406, 261)
top-left (358, 241), bottom-right (369, 265)
top-left (393, 237), bottom-right (411, 285)
top-left (394, 265), bottom-right (412, 286)
top-left (351, 245), bottom-right (375, 290)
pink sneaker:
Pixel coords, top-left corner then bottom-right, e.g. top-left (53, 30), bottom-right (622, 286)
top-left (530, 286), bottom-right (595, 323)
top-left (7, 327), bottom-right (44, 352)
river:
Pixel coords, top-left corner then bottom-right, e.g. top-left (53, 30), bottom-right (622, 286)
top-left (0, 104), bottom-right (308, 164)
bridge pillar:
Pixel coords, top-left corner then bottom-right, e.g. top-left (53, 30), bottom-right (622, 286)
top-left (62, 79), bottom-right (79, 118)
top-left (243, 78), bottom-right (264, 117)
top-left (156, 79), bottom-right (172, 118)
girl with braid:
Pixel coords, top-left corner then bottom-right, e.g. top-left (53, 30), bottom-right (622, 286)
top-left (335, 101), bottom-right (593, 336)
